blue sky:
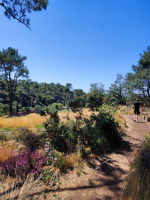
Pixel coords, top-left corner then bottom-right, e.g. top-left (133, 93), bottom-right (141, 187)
top-left (0, 0), bottom-right (150, 93)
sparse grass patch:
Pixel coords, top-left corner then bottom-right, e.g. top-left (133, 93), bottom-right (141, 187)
top-left (120, 105), bottom-right (134, 115)
top-left (115, 111), bottom-right (126, 136)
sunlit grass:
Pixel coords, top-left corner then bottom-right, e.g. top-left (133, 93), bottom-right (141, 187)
top-left (123, 133), bottom-right (150, 200)
top-left (0, 113), bottom-right (45, 129)
top-left (0, 141), bottom-right (16, 162)
top-left (0, 108), bottom-right (95, 129)
top-left (115, 111), bottom-right (126, 134)
top-left (120, 105), bottom-right (135, 115)
top-left (59, 108), bottom-right (96, 123)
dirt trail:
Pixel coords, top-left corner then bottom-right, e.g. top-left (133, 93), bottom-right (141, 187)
top-left (45, 115), bottom-right (150, 200)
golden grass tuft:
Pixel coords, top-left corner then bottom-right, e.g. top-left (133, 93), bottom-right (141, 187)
top-left (65, 154), bottom-right (81, 168)
top-left (120, 105), bottom-right (135, 115)
top-left (0, 113), bottom-right (45, 129)
top-left (0, 141), bottom-right (16, 162)
top-left (115, 111), bottom-right (126, 134)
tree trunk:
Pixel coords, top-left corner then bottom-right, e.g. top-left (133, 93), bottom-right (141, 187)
top-left (9, 93), bottom-right (13, 116)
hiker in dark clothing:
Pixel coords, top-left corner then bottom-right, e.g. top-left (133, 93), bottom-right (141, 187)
top-left (132, 99), bottom-right (142, 122)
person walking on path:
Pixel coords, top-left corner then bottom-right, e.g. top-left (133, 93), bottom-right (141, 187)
top-left (132, 99), bottom-right (142, 122)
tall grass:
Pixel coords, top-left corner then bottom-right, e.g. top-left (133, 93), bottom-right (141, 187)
top-left (123, 133), bottom-right (150, 200)
top-left (0, 109), bottom-right (95, 129)
top-left (0, 113), bottom-right (45, 129)
top-left (59, 108), bottom-right (96, 123)
top-left (115, 111), bottom-right (126, 135)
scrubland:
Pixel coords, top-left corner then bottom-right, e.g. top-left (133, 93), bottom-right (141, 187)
top-left (0, 107), bottom-right (126, 199)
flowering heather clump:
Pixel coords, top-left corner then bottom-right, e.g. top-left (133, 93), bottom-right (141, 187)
top-left (0, 148), bottom-right (51, 180)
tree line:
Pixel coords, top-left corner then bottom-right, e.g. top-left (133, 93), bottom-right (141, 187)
top-left (0, 47), bottom-right (150, 116)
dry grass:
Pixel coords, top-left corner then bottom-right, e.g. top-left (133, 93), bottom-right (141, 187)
top-left (123, 133), bottom-right (150, 200)
top-left (56, 147), bottom-right (90, 176)
top-left (120, 105), bottom-right (135, 115)
top-left (0, 109), bottom-right (95, 129)
top-left (0, 113), bottom-right (45, 129)
top-left (115, 111), bottom-right (126, 134)
top-left (64, 153), bottom-right (82, 168)
top-left (123, 158), bottom-right (150, 200)
top-left (0, 141), bottom-right (17, 162)
top-left (59, 108), bottom-right (96, 123)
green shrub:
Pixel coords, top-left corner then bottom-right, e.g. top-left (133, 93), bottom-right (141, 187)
top-left (29, 107), bottom-right (35, 112)
top-left (41, 107), bottom-right (78, 153)
top-left (35, 105), bottom-right (42, 113)
top-left (41, 106), bottom-right (122, 154)
top-left (79, 110), bottom-right (122, 152)
top-left (0, 103), bottom-right (9, 115)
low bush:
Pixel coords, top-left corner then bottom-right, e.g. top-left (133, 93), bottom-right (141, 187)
top-left (80, 110), bottom-right (122, 152)
top-left (41, 107), bottom-right (78, 153)
top-left (22, 132), bottom-right (45, 150)
top-left (41, 106), bottom-right (122, 153)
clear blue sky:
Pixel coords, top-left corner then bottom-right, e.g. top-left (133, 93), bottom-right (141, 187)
top-left (0, 0), bottom-right (150, 93)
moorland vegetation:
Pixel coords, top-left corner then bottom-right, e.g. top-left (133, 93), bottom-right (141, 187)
top-left (0, 46), bottom-right (150, 199)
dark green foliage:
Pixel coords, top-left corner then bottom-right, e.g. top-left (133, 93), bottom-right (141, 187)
top-left (0, 0), bottom-right (48, 29)
top-left (108, 73), bottom-right (126, 105)
top-left (0, 47), bottom-right (29, 115)
top-left (41, 104), bottom-right (122, 153)
top-left (126, 46), bottom-right (150, 104)
top-left (41, 107), bottom-right (78, 153)
top-left (69, 98), bottom-right (86, 113)
top-left (0, 103), bottom-right (9, 115)
top-left (0, 74), bottom-right (80, 115)
top-left (87, 95), bottom-right (103, 111)
top-left (35, 105), bottom-right (42, 113)
top-left (87, 83), bottom-right (105, 111)
top-left (74, 110), bottom-right (122, 153)
top-left (86, 111), bottom-right (121, 150)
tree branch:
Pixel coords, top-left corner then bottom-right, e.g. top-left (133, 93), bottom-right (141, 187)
top-left (0, 3), bottom-right (31, 30)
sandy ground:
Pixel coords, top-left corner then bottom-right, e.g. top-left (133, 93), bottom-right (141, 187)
top-left (0, 114), bottom-right (150, 200)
